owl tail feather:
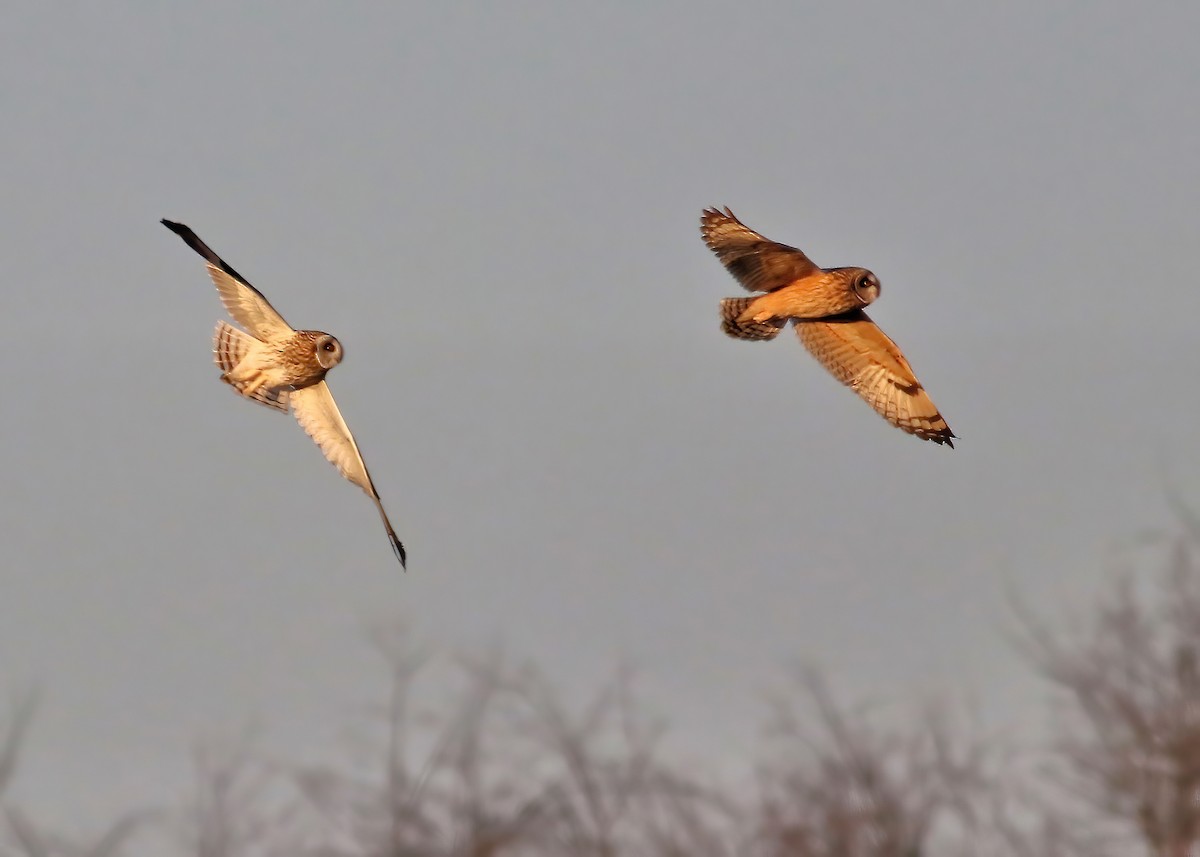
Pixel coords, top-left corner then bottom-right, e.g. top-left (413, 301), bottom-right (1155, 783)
top-left (212, 321), bottom-right (290, 413)
top-left (721, 297), bottom-right (786, 341)
top-left (213, 320), bottom-right (255, 374)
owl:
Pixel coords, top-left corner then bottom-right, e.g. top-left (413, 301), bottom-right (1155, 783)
top-left (701, 206), bottom-right (955, 446)
top-left (162, 219), bottom-right (407, 567)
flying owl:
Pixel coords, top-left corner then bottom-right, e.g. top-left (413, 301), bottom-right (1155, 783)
top-left (701, 206), bottom-right (955, 446)
top-left (162, 219), bottom-right (407, 566)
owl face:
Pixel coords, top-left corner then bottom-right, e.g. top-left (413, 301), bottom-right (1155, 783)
top-left (313, 333), bottom-right (344, 370)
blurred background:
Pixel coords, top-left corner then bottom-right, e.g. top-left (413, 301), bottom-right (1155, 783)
top-left (2, 2), bottom-right (1199, 854)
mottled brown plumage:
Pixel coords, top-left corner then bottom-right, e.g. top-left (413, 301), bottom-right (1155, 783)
top-left (701, 206), bottom-right (955, 447)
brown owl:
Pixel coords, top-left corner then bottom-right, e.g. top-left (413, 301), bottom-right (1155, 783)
top-left (701, 206), bottom-right (955, 446)
top-left (163, 219), bottom-right (407, 566)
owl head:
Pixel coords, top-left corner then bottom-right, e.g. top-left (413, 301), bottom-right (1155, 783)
top-left (838, 267), bottom-right (881, 307)
top-left (313, 333), bottom-right (344, 369)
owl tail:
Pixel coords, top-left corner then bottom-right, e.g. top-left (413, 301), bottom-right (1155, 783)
top-left (720, 297), bottom-right (786, 341)
top-left (213, 321), bottom-right (290, 413)
top-left (213, 320), bottom-right (255, 374)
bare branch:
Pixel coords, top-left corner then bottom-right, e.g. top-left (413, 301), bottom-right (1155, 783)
top-left (1011, 522), bottom-right (1200, 856)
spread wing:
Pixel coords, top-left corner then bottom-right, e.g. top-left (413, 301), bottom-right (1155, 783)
top-left (700, 206), bottom-right (821, 293)
top-left (162, 219), bottom-right (293, 340)
top-left (289, 381), bottom-right (407, 567)
top-left (794, 311), bottom-right (955, 446)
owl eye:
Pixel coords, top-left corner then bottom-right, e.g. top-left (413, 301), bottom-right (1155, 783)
top-left (322, 342), bottom-right (336, 352)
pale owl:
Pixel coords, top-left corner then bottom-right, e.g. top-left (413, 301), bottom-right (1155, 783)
top-left (163, 219), bottom-right (407, 566)
top-left (701, 206), bottom-right (955, 446)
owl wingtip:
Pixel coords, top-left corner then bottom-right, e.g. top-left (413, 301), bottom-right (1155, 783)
top-left (392, 538), bottom-right (408, 570)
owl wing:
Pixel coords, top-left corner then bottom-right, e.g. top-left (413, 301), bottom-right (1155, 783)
top-left (700, 206), bottom-right (821, 293)
top-left (162, 219), bottom-right (293, 340)
top-left (794, 310), bottom-right (955, 446)
top-left (289, 381), bottom-right (407, 567)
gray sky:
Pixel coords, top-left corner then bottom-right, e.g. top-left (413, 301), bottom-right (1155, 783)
top-left (3, 0), bottom-right (1199, 834)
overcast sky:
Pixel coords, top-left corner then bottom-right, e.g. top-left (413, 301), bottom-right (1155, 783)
top-left (3, 0), bottom-right (1199, 836)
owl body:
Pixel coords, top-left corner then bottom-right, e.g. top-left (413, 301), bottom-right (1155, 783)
top-left (742, 266), bottom-right (879, 324)
top-left (219, 328), bottom-right (343, 397)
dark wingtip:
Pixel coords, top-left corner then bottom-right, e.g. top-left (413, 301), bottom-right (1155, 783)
top-left (700, 206), bottom-right (730, 249)
top-left (700, 205), bottom-right (737, 221)
top-left (933, 429), bottom-right (957, 449)
top-left (160, 219), bottom-right (248, 281)
top-left (160, 218), bottom-right (206, 254)
top-left (391, 536), bottom-right (407, 570)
